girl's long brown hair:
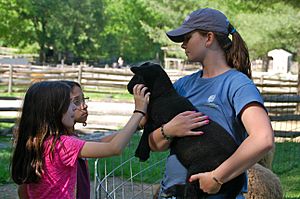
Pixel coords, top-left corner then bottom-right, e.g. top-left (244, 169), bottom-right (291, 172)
top-left (11, 81), bottom-right (71, 184)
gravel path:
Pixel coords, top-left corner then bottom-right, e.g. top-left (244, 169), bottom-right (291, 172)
top-left (0, 183), bottom-right (18, 199)
top-left (0, 181), bottom-right (160, 199)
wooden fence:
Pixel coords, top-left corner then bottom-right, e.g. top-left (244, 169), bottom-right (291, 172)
top-left (0, 64), bottom-right (299, 94)
top-left (1, 64), bottom-right (300, 138)
top-left (0, 64), bottom-right (193, 94)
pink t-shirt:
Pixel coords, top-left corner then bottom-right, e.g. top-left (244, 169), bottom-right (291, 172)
top-left (27, 135), bottom-right (85, 199)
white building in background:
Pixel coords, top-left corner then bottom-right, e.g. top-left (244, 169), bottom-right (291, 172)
top-left (267, 49), bottom-right (292, 73)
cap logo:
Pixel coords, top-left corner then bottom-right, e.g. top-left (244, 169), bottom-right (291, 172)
top-left (184, 15), bottom-right (191, 23)
top-left (226, 19), bottom-right (230, 27)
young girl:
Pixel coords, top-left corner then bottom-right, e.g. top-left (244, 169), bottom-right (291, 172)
top-left (17, 80), bottom-right (91, 199)
top-left (149, 8), bottom-right (274, 198)
top-left (62, 80), bottom-right (90, 199)
top-left (12, 81), bottom-right (149, 199)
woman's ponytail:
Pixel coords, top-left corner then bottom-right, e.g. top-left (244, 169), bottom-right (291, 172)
top-left (225, 23), bottom-right (252, 79)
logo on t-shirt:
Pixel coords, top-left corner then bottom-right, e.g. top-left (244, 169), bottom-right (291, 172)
top-left (207, 95), bottom-right (216, 103)
top-left (206, 94), bottom-right (218, 109)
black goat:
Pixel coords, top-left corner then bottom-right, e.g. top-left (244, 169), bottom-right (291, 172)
top-left (127, 62), bottom-right (244, 199)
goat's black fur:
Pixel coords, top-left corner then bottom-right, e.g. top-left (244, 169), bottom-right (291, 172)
top-left (127, 62), bottom-right (244, 199)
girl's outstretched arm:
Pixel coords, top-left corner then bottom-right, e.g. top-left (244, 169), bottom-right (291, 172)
top-left (80, 84), bottom-right (150, 158)
top-left (99, 115), bottom-right (146, 142)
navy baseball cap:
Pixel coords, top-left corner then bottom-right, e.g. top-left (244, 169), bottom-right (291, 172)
top-left (166, 8), bottom-right (230, 43)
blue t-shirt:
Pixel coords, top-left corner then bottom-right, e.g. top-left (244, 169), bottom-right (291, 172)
top-left (161, 69), bottom-right (264, 194)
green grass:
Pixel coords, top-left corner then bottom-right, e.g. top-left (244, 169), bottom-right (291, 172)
top-left (0, 91), bottom-right (24, 98)
top-left (85, 92), bottom-right (133, 102)
top-left (0, 122), bottom-right (14, 129)
top-left (0, 133), bottom-right (299, 198)
top-left (0, 136), bottom-right (12, 185)
top-left (0, 117), bottom-right (16, 135)
top-left (273, 142), bottom-right (300, 199)
top-left (0, 148), bottom-right (11, 184)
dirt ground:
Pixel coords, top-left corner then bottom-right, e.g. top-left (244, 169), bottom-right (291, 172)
top-left (0, 183), bottom-right (18, 199)
top-left (0, 180), bottom-right (159, 199)
top-left (0, 183), bottom-right (95, 199)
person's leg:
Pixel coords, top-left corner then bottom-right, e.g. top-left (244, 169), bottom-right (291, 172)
top-left (205, 194), bottom-right (226, 199)
top-left (235, 193), bottom-right (245, 199)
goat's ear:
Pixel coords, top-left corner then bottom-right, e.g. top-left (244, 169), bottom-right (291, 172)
top-left (127, 75), bottom-right (145, 94)
top-left (130, 66), bottom-right (140, 74)
top-left (130, 62), bottom-right (150, 74)
top-left (132, 62), bottom-right (160, 77)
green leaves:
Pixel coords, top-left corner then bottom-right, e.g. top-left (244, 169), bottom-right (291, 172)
top-left (0, 0), bottom-right (299, 63)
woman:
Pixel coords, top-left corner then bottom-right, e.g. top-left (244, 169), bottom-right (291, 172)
top-left (149, 8), bottom-right (274, 199)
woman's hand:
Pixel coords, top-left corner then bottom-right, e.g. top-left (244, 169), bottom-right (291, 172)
top-left (149, 110), bottom-right (208, 151)
top-left (133, 84), bottom-right (150, 114)
top-left (163, 111), bottom-right (209, 137)
top-left (189, 171), bottom-right (222, 194)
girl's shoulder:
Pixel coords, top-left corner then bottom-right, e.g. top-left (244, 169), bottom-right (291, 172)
top-left (45, 135), bottom-right (78, 142)
top-left (44, 135), bottom-right (85, 149)
top-left (59, 135), bottom-right (86, 146)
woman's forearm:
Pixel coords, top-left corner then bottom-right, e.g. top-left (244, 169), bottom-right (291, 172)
top-left (213, 132), bottom-right (273, 184)
top-left (213, 105), bottom-right (274, 184)
top-left (149, 111), bottom-right (207, 151)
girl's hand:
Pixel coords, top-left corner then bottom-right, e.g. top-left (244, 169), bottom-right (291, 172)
top-left (133, 84), bottom-right (150, 114)
top-left (189, 171), bottom-right (222, 194)
top-left (163, 111), bottom-right (209, 137)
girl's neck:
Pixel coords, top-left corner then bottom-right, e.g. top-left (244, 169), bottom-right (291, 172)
top-left (201, 53), bottom-right (231, 78)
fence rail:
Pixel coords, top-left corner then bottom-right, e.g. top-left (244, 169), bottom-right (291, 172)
top-left (1, 64), bottom-right (300, 138)
top-left (0, 64), bottom-right (193, 94)
top-left (0, 64), bottom-right (299, 94)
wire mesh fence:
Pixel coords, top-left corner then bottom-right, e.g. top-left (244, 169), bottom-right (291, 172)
top-left (92, 94), bottom-right (300, 199)
top-left (94, 157), bottom-right (164, 199)
top-left (93, 134), bottom-right (168, 199)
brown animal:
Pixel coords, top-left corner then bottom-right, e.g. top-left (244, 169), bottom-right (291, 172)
top-left (244, 163), bottom-right (283, 199)
top-left (258, 146), bottom-right (275, 170)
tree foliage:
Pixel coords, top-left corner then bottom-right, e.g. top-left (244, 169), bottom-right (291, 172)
top-left (0, 0), bottom-right (299, 63)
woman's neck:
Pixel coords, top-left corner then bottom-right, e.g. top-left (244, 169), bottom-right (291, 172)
top-left (201, 52), bottom-right (231, 78)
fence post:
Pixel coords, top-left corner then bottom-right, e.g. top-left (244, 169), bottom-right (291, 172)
top-left (8, 64), bottom-right (13, 94)
top-left (297, 65), bottom-right (300, 112)
top-left (78, 64), bottom-right (82, 84)
top-left (260, 75), bottom-right (264, 94)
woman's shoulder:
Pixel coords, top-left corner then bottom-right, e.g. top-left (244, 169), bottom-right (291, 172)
top-left (225, 69), bottom-right (253, 85)
top-left (175, 70), bottom-right (201, 84)
top-left (225, 69), bottom-right (248, 78)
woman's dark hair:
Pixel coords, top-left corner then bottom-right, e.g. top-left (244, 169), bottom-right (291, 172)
top-left (198, 26), bottom-right (252, 79)
top-left (11, 81), bottom-right (71, 184)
